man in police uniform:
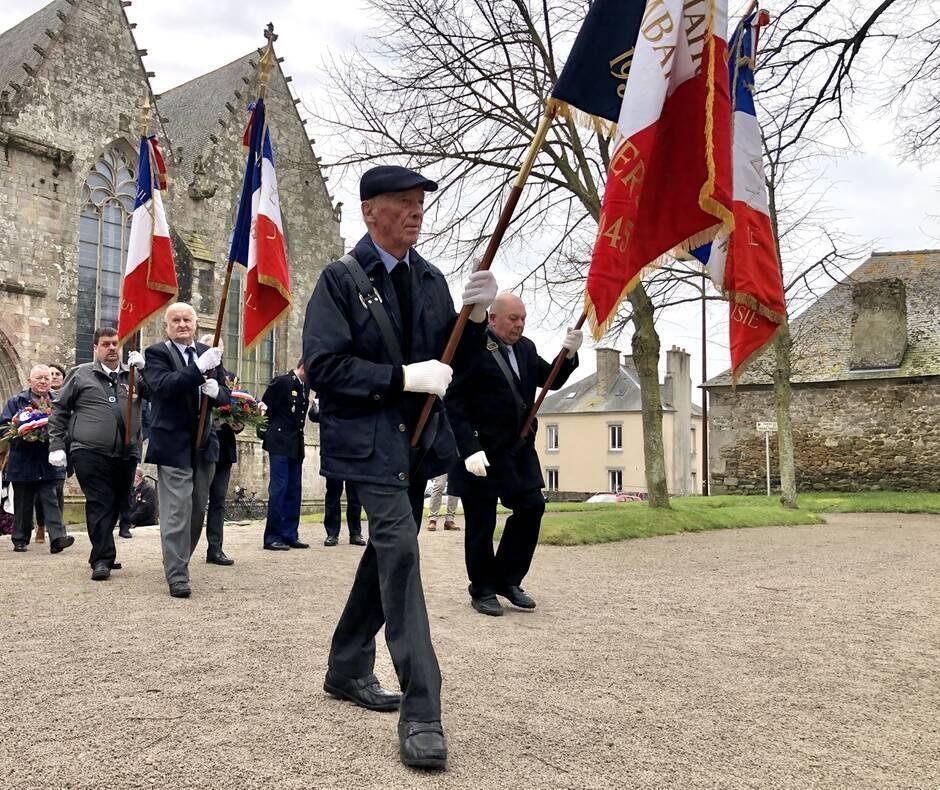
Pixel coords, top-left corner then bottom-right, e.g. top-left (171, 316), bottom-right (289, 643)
top-left (303, 165), bottom-right (497, 770)
top-left (447, 292), bottom-right (581, 616)
top-left (260, 360), bottom-right (310, 550)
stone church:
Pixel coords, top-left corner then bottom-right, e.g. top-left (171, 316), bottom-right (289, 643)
top-left (0, 0), bottom-right (344, 498)
top-left (704, 250), bottom-right (940, 493)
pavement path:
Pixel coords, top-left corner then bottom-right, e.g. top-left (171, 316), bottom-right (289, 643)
top-left (1, 512), bottom-right (938, 789)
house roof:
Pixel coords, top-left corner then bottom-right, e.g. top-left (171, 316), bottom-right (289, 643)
top-left (0, 0), bottom-right (73, 98)
top-left (540, 362), bottom-right (703, 416)
top-left (704, 249), bottom-right (940, 388)
top-left (157, 52), bottom-right (258, 176)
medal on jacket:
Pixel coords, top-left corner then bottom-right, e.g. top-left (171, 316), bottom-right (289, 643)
top-left (108, 396), bottom-right (116, 403)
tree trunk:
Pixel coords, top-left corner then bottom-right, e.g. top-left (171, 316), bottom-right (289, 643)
top-left (629, 286), bottom-right (671, 509)
top-left (772, 322), bottom-right (798, 508)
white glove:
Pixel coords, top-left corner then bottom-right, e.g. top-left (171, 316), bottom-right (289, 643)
top-left (402, 360), bottom-right (453, 398)
top-left (127, 350), bottom-right (145, 370)
top-left (461, 270), bottom-right (498, 323)
top-left (464, 450), bottom-right (490, 477)
top-left (196, 346), bottom-right (223, 373)
top-left (562, 327), bottom-right (583, 359)
top-left (258, 401), bottom-right (268, 415)
top-left (201, 378), bottom-right (220, 399)
top-left (48, 450), bottom-right (67, 468)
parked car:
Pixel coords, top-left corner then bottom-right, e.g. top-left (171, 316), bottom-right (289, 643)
top-left (585, 492), bottom-right (643, 504)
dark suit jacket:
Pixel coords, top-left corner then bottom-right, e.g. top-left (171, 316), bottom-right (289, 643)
top-left (142, 340), bottom-right (231, 469)
top-left (261, 371), bottom-right (309, 460)
top-left (446, 330), bottom-right (577, 503)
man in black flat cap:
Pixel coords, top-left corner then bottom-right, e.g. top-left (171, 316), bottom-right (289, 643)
top-left (304, 165), bottom-right (498, 771)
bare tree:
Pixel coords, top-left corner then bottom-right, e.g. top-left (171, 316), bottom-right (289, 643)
top-left (315, 0), bottom-right (674, 506)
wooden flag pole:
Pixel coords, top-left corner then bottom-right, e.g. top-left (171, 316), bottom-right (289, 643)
top-left (124, 95), bottom-right (151, 450)
top-left (410, 106), bottom-right (556, 448)
top-left (195, 25), bottom-right (277, 448)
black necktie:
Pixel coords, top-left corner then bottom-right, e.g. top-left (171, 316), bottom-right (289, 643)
top-left (185, 347), bottom-right (196, 367)
top-left (108, 371), bottom-right (119, 388)
top-left (390, 261), bottom-right (413, 361)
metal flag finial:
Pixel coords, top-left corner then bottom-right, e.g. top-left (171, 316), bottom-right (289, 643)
top-left (139, 94), bottom-right (151, 137)
top-left (258, 23), bottom-right (277, 99)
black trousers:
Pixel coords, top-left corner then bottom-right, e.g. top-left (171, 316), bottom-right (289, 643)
top-left (12, 480), bottom-right (66, 544)
top-left (205, 456), bottom-right (233, 555)
top-left (34, 480), bottom-right (65, 527)
top-left (462, 492), bottom-right (545, 598)
top-left (324, 477), bottom-right (362, 539)
top-left (328, 478), bottom-right (439, 722)
top-left (71, 449), bottom-right (136, 567)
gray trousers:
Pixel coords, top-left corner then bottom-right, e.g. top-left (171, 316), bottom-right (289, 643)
top-left (157, 458), bottom-right (215, 586)
top-left (329, 481), bottom-right (441, 722)
top-left (428, 474), bottom-right (458, 521)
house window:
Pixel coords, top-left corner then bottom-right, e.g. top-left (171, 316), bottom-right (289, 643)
top-left (76, 147), bottom-right (137, 363)
top-left (222, 266), bottom-right (275, 396)
top-left (608, 468), bottom-right (623, 493)
top-left (546, 423), bottom-right (559, 452)
top-left (608, 422), bottom-right (623, 451)
top-left (546, 468), bottom-right (559, 491)
top-left (691, 426), bottom-right (697, 456)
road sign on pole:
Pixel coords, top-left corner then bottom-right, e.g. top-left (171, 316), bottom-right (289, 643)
top-left (757, 421), bottom-right (777, 495)
top-left (756, 420), bottom-right (778, 433)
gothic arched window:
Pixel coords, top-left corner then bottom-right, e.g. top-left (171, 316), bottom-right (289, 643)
top-left (75, 148), bottom-right (137, 363)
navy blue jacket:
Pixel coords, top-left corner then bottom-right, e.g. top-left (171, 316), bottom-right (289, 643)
top-left (0, 389), bottom-right (66, 483)
top-left (447, 332), bottom-right (577, 503)
top-left (261, 371), bottom-right (309, 460)
top-left (142, 341), bottom-right (230, 469)
top-left (303, 234), bottom-right (483, 487)
top-left (215, 365), bottom-right (239, 465)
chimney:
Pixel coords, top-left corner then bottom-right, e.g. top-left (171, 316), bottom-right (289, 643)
top-left (595, 347), bottom-right (621, 396)
top-left (621, 354), bottom-right (638, 381)
top-left (849, 279), bottom-right (907, 370)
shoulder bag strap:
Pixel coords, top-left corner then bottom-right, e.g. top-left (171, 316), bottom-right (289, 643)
top-left (340, 254), bottom-right (404, 368)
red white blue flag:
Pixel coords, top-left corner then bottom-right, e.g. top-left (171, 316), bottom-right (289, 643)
top-left (571, 0), bottom-right (735, 337)
top-left (229, 98), bottom-right (292, 351)
top-left (691, 10), bottom-right (786, 379)
top-left (117, 136), bottom-right (178, 344)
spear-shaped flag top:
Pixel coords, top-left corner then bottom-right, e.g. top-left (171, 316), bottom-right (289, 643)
top-left (229, 97), bottom-right (292, 351)
top-left (691, 9), bottom-right (786, 379)
top-left (117, 136), bottom-right (178, 344)
top-left (563, 0), bottom-right (734, 338)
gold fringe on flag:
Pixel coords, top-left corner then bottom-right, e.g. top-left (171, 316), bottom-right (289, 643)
top-left (546, 98), bottom-right (617, 138)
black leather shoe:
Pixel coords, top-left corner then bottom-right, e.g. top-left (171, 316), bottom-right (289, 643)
top-left (169, 582), bottom-right (191, 598)
top-left (398, 720), bottom-right (447, 770)
top-left (263, 541), bottom-right (290, 551)
top-left (91, 561), bottom-right (111, 581)
top-left (12, 542), bottom-right (26, 552)
top-left (324, 535), bottom-right (338, 547)
top-left (118, 527), bottom-right (132, 539)
top-left (287, 540), bottom-right (310, 549)
top-left (500, 585), bottom-right (536, 609)
top-left (207, 551), bottom-right (235, 566)
top-left (471, 594), bottom-right (504, 617)
top-left (324, 670), bottom-right (401, 712)
top-left (50, 535), bottom-right (75, 554)
top-left (349, 534), bottom-right (367, 546)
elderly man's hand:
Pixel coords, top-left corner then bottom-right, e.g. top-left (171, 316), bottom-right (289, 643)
top-left (201, 378), bottom-right (220, 399)
top-left (196, 346), bottom-right (222, 373)
top-left (48, 450), bottom-right (67, 468)
top-left (464, 450), bottom-right (490, 477)
top-left (461, 270), bottom-right (498, 323)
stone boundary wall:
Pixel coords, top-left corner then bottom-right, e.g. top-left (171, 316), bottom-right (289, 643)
top-left (707, 377), bottom-right (940, 493)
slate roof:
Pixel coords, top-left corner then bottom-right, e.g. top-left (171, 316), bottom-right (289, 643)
top-left (540, 360), bottom-right (703, 416)
top-left (704, 250), bottom-right (940, 388)
top-left (157, 52), bottom-right (257, 175)
top-left (0, 0), bottom-right (73, 98)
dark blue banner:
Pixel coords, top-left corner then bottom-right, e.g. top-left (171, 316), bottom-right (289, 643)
top-left (550, 0), bottom-right (647, 125)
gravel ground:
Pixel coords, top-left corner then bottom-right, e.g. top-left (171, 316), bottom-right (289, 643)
top-left (1, 512), bottom-right (938, 790)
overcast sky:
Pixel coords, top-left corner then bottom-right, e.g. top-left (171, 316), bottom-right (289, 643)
top-left (3, 0), bottom-right (938, 397)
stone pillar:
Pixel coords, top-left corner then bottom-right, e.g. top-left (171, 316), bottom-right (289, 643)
top-left (665, 346), bottom-right (693, 495)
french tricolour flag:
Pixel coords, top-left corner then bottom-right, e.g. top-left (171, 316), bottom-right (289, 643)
top-left (581, 0), bottom-right (734, 337)
top-left (691, 11), bottom-right (787, 379)
top-left (229, 98), bottom-right (292, 351)
top-left (117, 136), bottom-right (178, 344)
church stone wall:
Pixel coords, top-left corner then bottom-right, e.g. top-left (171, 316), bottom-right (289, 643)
top-left (0, 0), bottom-right (151, 383)
top-left (707, 377), bottom-right (940, 493)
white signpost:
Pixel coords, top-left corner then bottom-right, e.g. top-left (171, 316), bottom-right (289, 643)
top-left (756, 421), bottom-right (778, 496)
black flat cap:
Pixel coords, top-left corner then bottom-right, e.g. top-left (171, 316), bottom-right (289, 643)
top-left (360, 165), bottom-right (438, 201)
